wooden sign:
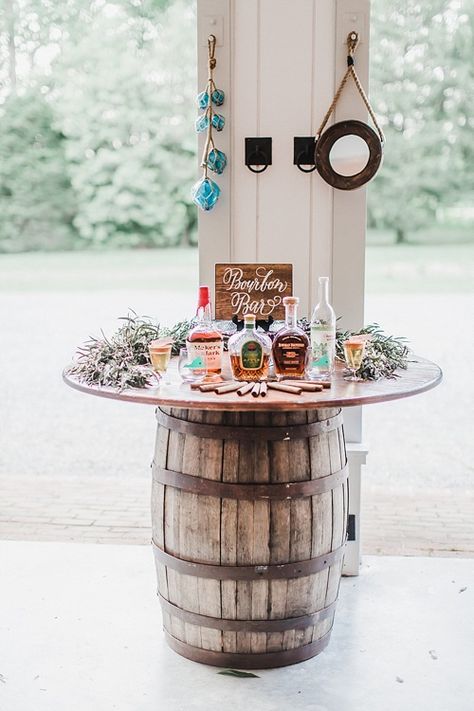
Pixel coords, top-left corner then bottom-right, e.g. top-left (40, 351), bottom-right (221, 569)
top-left (215, 263), bottom-right (293, 320)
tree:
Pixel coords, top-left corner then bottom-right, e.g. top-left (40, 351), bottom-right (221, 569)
top-left (0, 91), bottom-right (77, 251)
top-left (51, 0), bottom-right (197, 248)
top-left (4, 0), bottom-right (17, 94)
top-left (368, 0), bottom-right (474, 242)
top-left (0, 0), bottom-right (93, 103)
top-left (0, 0), bottom-right (198, 250)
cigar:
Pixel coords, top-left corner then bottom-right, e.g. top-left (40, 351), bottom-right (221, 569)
top-left (282, 379), bottom-right (331, 389)
top-left (237, 382), bottom-right (254, 397)
top-left (260, 381), bottom-right (268, 397)
top-left (214, 382), bottom-right (242, 395)
top-left (267, 382), bottom-right (303, 395)
top-left (197, 382), bottom-right (223, 392)
top-left (280, 382), bottom-right (323, 392)
top-left (251, 382), bottom-right (261, 398)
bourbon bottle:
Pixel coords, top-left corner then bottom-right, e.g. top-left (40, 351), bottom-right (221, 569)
top-left (272, 296), bottom-right (310, 380)
top-left (228, 314), bottom-right (272, 381)
top-left (186, 286), bottom-right (223, 375)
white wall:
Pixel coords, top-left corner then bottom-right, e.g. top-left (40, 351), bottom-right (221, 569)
top-left (197, 0), bottom-right (369, 329)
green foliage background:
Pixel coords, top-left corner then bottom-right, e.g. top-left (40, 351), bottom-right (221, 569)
top-left (0, 0), bottom-right (472, 252)
top-left (0, 0), bottom-right (197, 251)
top-left (0, 91), bottom-right (76, 251)
top-left (368, 0), bottom-right (474, 242)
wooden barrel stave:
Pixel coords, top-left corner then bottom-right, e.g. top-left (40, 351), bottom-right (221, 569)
top-left (151, 406), bottom-right (347, 667)
top-left (221, 410), bottom-right (239, 653)
top-left (172, 406), bottom-right (222, 651)
top-left (295, 409), bottom-right (321, 650)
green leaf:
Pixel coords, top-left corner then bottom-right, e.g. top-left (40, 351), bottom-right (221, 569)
top-left (217, 669), bottom-right (260, 678)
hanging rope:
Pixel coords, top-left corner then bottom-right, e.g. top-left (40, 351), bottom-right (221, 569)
top-left (316, 32), bottom-right (385, 145)
top-left (191, 34), bottom-right (226, 211)
top-left (200, 34), bottom-right (217, 177)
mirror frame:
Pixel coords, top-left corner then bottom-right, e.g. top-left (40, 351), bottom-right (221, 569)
top-left (315, 119), bottom-right (382, 190)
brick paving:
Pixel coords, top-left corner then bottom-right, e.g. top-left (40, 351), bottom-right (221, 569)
top-left (0, 476), bottom-right (473, 557)
top-left (362, 485), bottom-right (474, 558)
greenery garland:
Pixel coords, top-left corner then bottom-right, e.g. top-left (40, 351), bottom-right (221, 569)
top-left (67, 313), bottom-right (409, 390)
top-left (68, 314), bottom-right (190, 390)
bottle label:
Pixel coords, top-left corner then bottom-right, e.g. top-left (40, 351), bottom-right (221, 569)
top-left (311, 326), bottom-right (335, 368)
top-left (275, 341), bottom-right (307, 371)
top-left (240, 340), bottom-right (263, 370)
top-left (187, 340), bottom-right (223, 371)
top-left (184, 356), bottom-right (205, 375)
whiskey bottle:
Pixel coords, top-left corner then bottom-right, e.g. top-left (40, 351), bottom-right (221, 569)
top-left (228, 314), bottom-right (272, 381)
top-left (310, 276), bottom-right (336, 380)
top-left (272, 296), bottom-right (310, 379)
top-left (186, 286), bottom-right (223, 375)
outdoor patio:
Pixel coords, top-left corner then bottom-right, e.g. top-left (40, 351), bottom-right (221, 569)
top-left (1, 246), bottom-right (472, 708)
top-left (1, 541), bottom-right (472, 711)
top-left (1, 0), bottom-right (472, 706)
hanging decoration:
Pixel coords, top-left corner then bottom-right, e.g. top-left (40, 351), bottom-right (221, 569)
top-left (191, 34), bottom-right (227, 211)
top-left (314, 32), bottom-right (385, 190)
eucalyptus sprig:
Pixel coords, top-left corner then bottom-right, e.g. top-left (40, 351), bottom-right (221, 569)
top-left (161, 319), bottom-right (195, 355)
top-left (67, 313), bottom-right (193, 391)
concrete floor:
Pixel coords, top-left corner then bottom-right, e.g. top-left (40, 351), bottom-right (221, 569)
top-left (0, 542), bottom-right (472, 711)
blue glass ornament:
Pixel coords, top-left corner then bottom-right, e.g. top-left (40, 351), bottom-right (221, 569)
top-left (207, 148), bottom-right (227, 175)
top-left (195, 114), bottom-right (209, 133)
top-left (197, 91), bottom-right (209, 109)
top-left (212, 113), bottom-right (225, 131)
top-left (191, 177), bottom-right (221, 211)
top-left (211, 88), bottom-right (225, 106)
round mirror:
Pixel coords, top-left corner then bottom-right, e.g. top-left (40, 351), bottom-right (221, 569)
top-left (315, 120), bottom-right (383, 190)
top-left (329, 134), bottom-right (370, 176)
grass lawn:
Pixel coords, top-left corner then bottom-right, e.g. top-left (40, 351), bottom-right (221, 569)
top-left (365, 243), bottom-right (474, 294)
top-left (366, 224), bottom-right (473, 246)
top-left (0, 242), bottom-right (472, 294)
top-left (0, 247), bottom-right (199, 292)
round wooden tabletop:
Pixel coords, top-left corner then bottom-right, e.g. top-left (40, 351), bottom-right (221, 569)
top-left (63, 354), bottom-right (442, 412)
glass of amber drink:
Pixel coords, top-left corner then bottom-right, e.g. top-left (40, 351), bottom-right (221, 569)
top-left (342, 336), bottom-right (368, 382)
top-left (148, 339), bottom-right (173, 383)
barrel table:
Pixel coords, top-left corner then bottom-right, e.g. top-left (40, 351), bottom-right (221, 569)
top-left (64, 356), bottom-right (441, 669)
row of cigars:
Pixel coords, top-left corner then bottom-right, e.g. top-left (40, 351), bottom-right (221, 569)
top-left (191, 379), bottom-right (332, 398)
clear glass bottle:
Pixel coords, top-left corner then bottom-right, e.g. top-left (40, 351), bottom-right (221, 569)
top-left (272, 296), bottom-right (310, 380)
top-left (186, 286), bottom-right (223, 375)
top-left (310, 276), bottom-right (336, 379)
top-left (228, 314), bottom-right (272, 381)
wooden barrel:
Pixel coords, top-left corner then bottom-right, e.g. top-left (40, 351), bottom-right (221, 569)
top-left (151, 406), bottom-right (348, 669)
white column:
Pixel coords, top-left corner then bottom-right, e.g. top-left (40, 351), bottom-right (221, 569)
top-left (197, 0), bottom-right (370, 575)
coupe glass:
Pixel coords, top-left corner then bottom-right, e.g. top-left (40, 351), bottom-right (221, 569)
top-left (148, 341), bottom-right (172, 383)
top-left (342, 337), bottom-right (367, 382)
